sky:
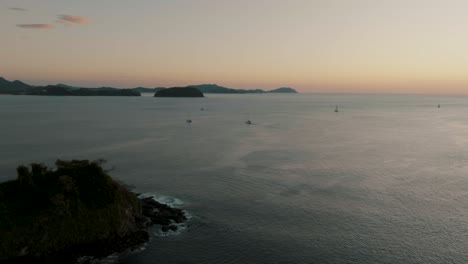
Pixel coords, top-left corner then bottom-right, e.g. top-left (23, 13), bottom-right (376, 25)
top-left (2, 0), bottom-right (468, 94)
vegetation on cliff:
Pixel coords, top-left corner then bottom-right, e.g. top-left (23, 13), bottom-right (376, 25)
top-left (0, 159), bottom-right (187, 263)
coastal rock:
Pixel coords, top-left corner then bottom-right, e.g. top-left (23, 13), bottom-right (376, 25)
top-left (140, 197), bottom-right (187, 226)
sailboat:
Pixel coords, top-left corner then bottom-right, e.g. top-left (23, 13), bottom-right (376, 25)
top-left (334, 106), bottom-right (339, 112)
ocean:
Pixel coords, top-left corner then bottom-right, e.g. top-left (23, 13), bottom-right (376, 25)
top-left (1, 93), bottom-right (468, 263)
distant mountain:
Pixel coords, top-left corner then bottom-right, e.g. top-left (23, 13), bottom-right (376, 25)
top-left (187, 84), bottom-right (297, 94)
top-left (0, 77), bottom-right (33, 94)
top-left (56, 83), bottom-right (80, 90)
top-left (268, 87), bottom-right (297, 93)
top-left (188, 84), bottom-right (242, 93)
top-left (188, 84), bottom-right (265, 94)
top-left (0, 77), bottom-right (140, 96)
top-left (154, 87), bottom-right (204, 97)
top-left (27, 85), bottom-right (140, 96)
top-left (0, 77), bottom-right (298, 96)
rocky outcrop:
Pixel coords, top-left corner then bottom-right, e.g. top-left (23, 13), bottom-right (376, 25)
top-left (0, 160), bottom-right (187, 263)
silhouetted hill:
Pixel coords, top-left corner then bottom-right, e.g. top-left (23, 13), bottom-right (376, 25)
top-left (154, 87), bottom-right (204, 97)
top-left (0, 77), bottom-right (298, 96)
top-left (188, 84), bottom-right (265, 94)
top-left (268, 87), bottom-right (298, 93)
top-left (56, 83), bottom-right (80, 90)
top-left (187, 84), bottom-right (297, 94)
top-left (188, 84), bottom-right (240, 93)
top-left (0, 78), bottom-right (140, 96)
top-left (0, 77), bottom-right (33, 94)
top-left (26, 85), bottom-right (140, 96)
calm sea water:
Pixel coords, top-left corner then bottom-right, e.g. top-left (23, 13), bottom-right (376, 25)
top-left (2, 93), bottom-right (468, 263)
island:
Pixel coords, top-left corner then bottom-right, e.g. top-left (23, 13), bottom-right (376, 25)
top-left (0, 77), bottom-right (298, 96)
top-left (268, 87), bottom-right (298, 93)
top-left (0, 159), bottom-right (187, 263)
top-left (154, 87), bottom-right (204, 97)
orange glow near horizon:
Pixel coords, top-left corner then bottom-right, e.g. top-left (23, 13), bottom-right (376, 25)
top-left (3, 0), bottom-right (468, 94)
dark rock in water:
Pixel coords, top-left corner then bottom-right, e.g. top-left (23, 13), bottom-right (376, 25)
top-left (154, 87), bottom-right (204, 97)
top-left (140, 197), bottom-right (187, 227)
top-left (161, 224), bottom-right (178, 232)
top-left (0, 160), bottom-right (188, 263)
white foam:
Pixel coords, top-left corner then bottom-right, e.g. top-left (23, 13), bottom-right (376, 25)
top-left (153, 221), bottom-right (189, 237)
top-left (153, 210), bottom-right (193, 237)
top-left (137, 193), bottom-right (184, 207)
top-left (137, 193), bottom-right (193, 237)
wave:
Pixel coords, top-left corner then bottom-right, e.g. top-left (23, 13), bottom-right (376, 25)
top-left (138, 193), bottom-right (185, 207)
top-left (137, 193), bottom-right (193, 237)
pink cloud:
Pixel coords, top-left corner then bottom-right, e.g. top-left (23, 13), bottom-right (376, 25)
top-left (57, 15), bottom-right (89, 25)
top-left (17, 24), bottom-right (55, 29)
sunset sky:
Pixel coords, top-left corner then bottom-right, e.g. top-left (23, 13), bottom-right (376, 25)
top-left (2, 0), bottom-right (468, 93)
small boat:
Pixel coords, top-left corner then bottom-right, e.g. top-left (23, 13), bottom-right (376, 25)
top-left (186, 113), bottom-right (192, 123)
top-left (200, 107), bottom-right (204, 111)
top-left (437, 104), bottom-right (440, 108)
top-left (334, 106), bottom-right (339, 112)
top-left (246, 113), bottom-right (252, 125)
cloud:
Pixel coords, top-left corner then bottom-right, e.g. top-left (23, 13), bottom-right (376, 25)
top-left (9, 7), bottom-right (28, 11)
top-left (57, 15), bottom-right (89, 25)
top-left (17, 24), bottom-right (55, 29)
